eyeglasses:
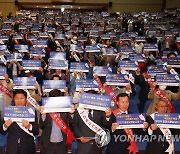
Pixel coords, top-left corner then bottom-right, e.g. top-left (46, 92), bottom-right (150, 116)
top-left (158, 105), bottom-right (168, 108)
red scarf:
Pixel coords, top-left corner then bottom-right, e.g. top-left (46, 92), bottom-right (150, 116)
top-left (14, 39), bottom-right (19, 45)
top-left (0, 83), bottom-right (12, 98)
top-left (105, 86), bottom-right (118, 106)
top-left (113, 109), bottom-right (138, 154)
top-left (95, 75), bottom-right (118, 105)
top-left (49, 113), bottom-right (75, 145)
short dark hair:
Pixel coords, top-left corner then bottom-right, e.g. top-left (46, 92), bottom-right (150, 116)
top-left (13, 89), bottom-right (27, 98)
top-left (87, 90), bottom-right (98, 94)
top-left (49, 89), bottom-right (63, 97)
top-left (167, 52), bottom-right (176, 59)
top-left (51, 74), bottom-right (61, 80)
top-left (116, 93), bottom-right (129, 102)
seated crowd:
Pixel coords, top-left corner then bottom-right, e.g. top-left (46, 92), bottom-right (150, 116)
top-left (0, 9), bottom-right (179, 154)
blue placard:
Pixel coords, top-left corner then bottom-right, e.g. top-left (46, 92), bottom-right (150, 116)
top-left (14, 45), bottom-right (29, 52)
top-left (31, 27), bottom-right (39, 33)
top-left (102, 47), bottom-right (117, 56)
top-left (0, 67), bottom-right (6, 79)
top-left (28, 35), bottom-right (37, 41)
top-left (129, 53), bottom-right (145, 62)
top-left (108, 32), bottom-right (116, 38)
top-left (128, 32), bottom-right (138, 38)
top-left (177, 37), bottom-right (180, 43)
top-left (106, 74), bottom-right (129, 86)
top-left (6, 53), bottom-right (22, 62)
top-left (120, 35), bottom-right (131, 41)
top-left (2, 25), bottom-right (12, 30)
top-left (155, 33), bottom-right (164, 39)
top-left (49, 52), bottom-right (66, 60)
top-left (135, 36), bottom-right (146, 42)
top-left (0, 45), bottom-right (7, 51)
top-left (101, 12), bottom-right (109, 17)
top-left (116, 113), bottom-right (146, 129)
top-left (79, 93), bottom-right (111, 111)
top-left (43, 80), bottom-right (66, 92)
top-left (89, 31), bottom-right (99, 37)
top-left (106, 26), bottom-right (114, 30)
top-left (65, 31), bottom-right (73, 38)
top-left (93, 66), bottom-right (112, 76)
top-left (76, 79), bottom-right (98, 91)
top-left (30, 48), bottom-right (46, 57)
top-left (19, 25), bottom-right (27, 30)
top-left (78, 36), bottom-right (87, 42)
top-left (13, 77), bottom-right (36, 89)
top-left (73, 27), bottom-right (83, 33)
top-left (49, 59), bottom-right (68, 70)
top-left (154, 113), bottom-right (180, 129)
top-left (167, 58), bottom-right (180, 68)
top-left (119, 60), bottom-right (138, 70)
top-left (147, 66), bottom-right (167, 76)
top-left (70, 44), bottom-right (84, 53)
top-left (42, 96), bottom-right (73, 113)
top-left (144, 43), bottom-right (158, 51)
top-left (13, 34), bottom-right (22, 40)
top-left (0, 35), bottom-right (8, 41)
top-left (156, 59), bottom-right (167, 66)
top-left (70, 62), bottom-right (89, 72)
top-left (4, 106), bottom-right (35, 122)
top-left (33, 40), bottom-right (47, 47)
top-left (165, 31), bottom-right (174, 37)
top-left (47, 27), bottom-right (55, 33)
top-left (101, 34), bottom-right (110, 40)
top-left (156, 74), bottom-right (180, 86)
top-left (55, 34), bottom-right (65, 40)
top-left (86, 46), bottom-right (100, 52)
top-left (22, 60), bottom-right (41, 70)
top-left (121, 46), bottom-right (135, 54)
top-left (39, 32), bottom-right (48, 38)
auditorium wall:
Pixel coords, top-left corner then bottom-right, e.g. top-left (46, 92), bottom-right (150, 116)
top-left (75, 0), bottom-right (163, 13)
top-left (0, 0), bottom-right (179, 19)
top-left (166, 0), bottom-right (180, 9)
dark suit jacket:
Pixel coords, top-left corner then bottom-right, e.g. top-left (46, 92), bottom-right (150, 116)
top-left (106, 112), bottom-right (147, 154)
top-left (145, 115), bottom-right (179, 154)
top-left (0, 112), bottom-right (39, 154)
top-left (40, 112), bottom-right (73, 148)
top-left (72, 110), bottom-right (112, 154)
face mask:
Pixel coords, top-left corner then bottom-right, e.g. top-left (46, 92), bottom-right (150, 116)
top-left (159, 85), bottom-right (166, 91)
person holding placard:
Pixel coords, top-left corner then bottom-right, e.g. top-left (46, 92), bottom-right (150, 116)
top-left (146, 82), bottom-right (180, 116)
top-left (0, 89), bottom-right (39, 154)
top-left (0, 73), bottom-right (14, 116)
top-left (145, 98), bottom-right (180, 154)
top-left (106, 93), bottom-right (148, 154)
top-left (72, 90), bottom-right (112, 154)
top-left (40, 89), bottom-right (75, 154)
top-left (7, 51), bottom-right (22, 79)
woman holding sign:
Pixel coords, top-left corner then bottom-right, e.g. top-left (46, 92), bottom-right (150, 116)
top-left (0, 89), bottom-right (39, 154)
